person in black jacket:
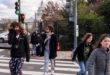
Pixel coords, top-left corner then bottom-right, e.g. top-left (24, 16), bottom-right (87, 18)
top-left (30, 32), bottom-right (38, 56)
top-left (35, 33), bottom-right (43, 56)
top-left (40, 31), bottom-right (46, 56)
top-left (8, 22), bottom-right (30, 75)
top-left (42, 26), bottom-right (57, 75)
top-left (72, 33), bottom-right (93, 75)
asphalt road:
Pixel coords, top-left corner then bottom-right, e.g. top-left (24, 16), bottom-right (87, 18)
top-left (0, 43), bottom-right (11, 49)
top-left (0, 49), bottom-right (80, 75)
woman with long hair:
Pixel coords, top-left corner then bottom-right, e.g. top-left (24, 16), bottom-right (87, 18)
top-left (8, 21), bottom-right (30, 75)
top-left (87, 34), bottom-right (110, 75)
top-left (42, 25), bottom-right (57, 75)
top-left (72, 33), bottom-right (93, 75)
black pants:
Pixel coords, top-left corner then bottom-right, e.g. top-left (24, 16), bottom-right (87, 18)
top-left (36, 46), bottom-right (41, 56)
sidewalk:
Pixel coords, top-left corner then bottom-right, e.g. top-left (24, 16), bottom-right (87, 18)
top-left (31, 51), bottom-right (72, 60)
top-left (56, 51), bottom-right (72, 60)
top-left (1, 43), bottom-right (73, 60)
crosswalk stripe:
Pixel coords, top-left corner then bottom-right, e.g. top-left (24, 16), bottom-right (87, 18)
top-left (0, 68), bottom-right (76, 75)
top-left (0, 59), bottom-right (79, 67)
top-left (0, 62), bottom-right (79, 72)
top-left (0, 55), bottom-right (5, 57)
top-left (40, 66), bottom-right (80, 72)
top-left (0, 49), bottom-right (3, 52)
top-left (0, 63), bottom-right (8, 67)
top-left (0, 56), bottom-right (74, 64)
top-left (0, 56), bottom-right (80, 75)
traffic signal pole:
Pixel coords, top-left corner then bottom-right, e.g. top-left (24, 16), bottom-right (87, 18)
top-left (18, 0), bottom-right (21, 23)
top-left (73, 0), bottom-right (78, 50)
top-left (70, 0), bottom-right (78, 51)
top-left (66, 0), bottom-right (78, 51)
top-left (15, 0), bottom-right (26, 30)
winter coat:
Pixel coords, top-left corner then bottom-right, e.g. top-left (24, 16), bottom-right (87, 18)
top-left (72, 42), bottom-right (93, 61)
top-left (8, 29), bottom-right (16, 45)
top-left (8, 30), bottom-right (30, 62)
top-left (36, 34), bottom-right (43, 45)
top-left (30, 33), bottom-right (38, 44)
top-left (41, 34), bottom-right (57, 59)
top-left (87, 48), bottom-right (110, 75)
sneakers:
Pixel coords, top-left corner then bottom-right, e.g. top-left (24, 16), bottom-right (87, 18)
top-left (43, 70), bottom-right (54, 75)
top-left (50, 70), bottom-right (54, 75)
top-left (43, 72), bottom-right (48, 75)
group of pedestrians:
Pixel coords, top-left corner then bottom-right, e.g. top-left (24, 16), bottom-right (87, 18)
top-left (73, 33), bottom-right (110, 75)
top-left (30, 25), bottom-right (57, 75)
top-left (7, 21), bottom-right (110, 75)
top-left (8, 21), bottom-right (57, 75)
top-left (30, 32), bottom-right (43, 56)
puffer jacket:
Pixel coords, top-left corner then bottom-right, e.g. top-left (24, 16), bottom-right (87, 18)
top-left (87, 48), bottom-right (110, 75)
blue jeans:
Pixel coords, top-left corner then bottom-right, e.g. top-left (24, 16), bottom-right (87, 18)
top-left (32, 44), bottom-right (36, 55)
top-left (44, 49), bottom-right (55, 73)
top-left (78, 61), bottom-right (86, 75)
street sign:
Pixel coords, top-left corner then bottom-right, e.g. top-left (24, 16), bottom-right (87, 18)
top-left (76, 25), bottom-right (79, 37)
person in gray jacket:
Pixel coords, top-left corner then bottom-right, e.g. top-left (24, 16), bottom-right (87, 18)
top-left (87, 33), bottom-right (110, 75)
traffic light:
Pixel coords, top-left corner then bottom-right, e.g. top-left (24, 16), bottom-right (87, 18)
top-left (66, 0), bottom-right (74, 24)
top-left (15, 1), bottom-right (20, 15)
top-left (20, 14), bottom-right (25, 23)
top-left (66, 0), bottom-right (71, 15)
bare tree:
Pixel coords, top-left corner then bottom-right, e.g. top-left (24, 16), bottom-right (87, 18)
top-left (41, 1), bottom-right (63, 27)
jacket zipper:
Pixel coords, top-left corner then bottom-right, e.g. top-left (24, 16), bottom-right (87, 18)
top-left (104, 53), bottom-right (108, 75)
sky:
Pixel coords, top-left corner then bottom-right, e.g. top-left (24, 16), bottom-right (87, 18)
top-left (0, 0), bottom-right (65, 20)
